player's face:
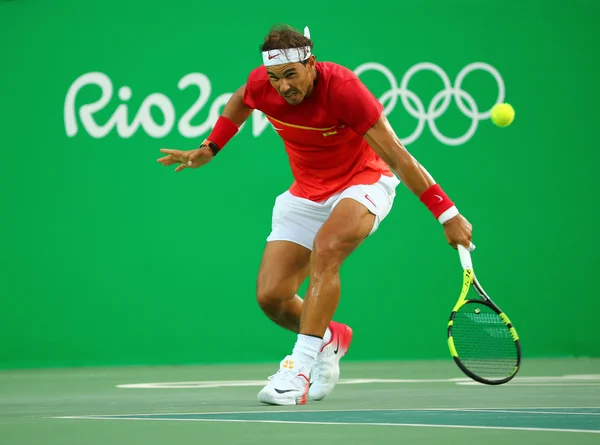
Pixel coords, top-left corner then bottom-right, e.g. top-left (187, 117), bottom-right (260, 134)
top-left (267, 57), bottom-right (316, 105)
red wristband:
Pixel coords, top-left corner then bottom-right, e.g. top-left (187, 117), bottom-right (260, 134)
top-left (419, 184), bottom-right (455, 219)
top-left (206, 116), bottom-right (239, 150)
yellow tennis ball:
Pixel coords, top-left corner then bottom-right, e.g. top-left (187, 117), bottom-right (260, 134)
top-left (491, 103), bottom-right (515, 127)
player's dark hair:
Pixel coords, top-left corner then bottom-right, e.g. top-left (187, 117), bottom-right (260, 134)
top-left (260, 24), bottom-right (313, 63)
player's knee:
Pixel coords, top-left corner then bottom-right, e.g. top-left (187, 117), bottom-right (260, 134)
top-left (311, 237), bottom-right (344, 271)
top-left (256, 282), bottom-right (287, 313)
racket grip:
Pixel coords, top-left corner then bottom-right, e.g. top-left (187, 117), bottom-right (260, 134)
top-left (458, 243), bottom-right (475, 270)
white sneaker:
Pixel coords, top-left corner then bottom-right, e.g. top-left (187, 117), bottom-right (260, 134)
top-left (309, 321), bottom-right (353, 401)
top-left (257, 355), bottom-right (310, 406)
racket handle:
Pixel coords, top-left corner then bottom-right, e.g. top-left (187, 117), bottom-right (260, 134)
top-left (458, 243), bottom-right (476, 270)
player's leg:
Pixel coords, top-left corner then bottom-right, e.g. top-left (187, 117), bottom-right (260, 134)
top-left (301, 198), bottom-right (378, 401)
top-left (302, 197), bottom-right (374, 334)
top-left (258, 175), bottom-right (399, 405)
top-left (256, 240), bottom-right (310, 332)
top-left (258, 198), bottom-right (373, 406)
top-left (302, 174), bottom-right (398, 338)
top-left (255, 189), bottom-right (327, 333)
top-left (257, 189), bottom-right (334, 406)
top-left (306, 175), bottom-right (399, 401)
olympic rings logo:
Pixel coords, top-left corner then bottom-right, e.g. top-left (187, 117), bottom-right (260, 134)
top-left (353, 62), bottom-right (505, 146)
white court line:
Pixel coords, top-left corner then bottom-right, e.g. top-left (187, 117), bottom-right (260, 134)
top-left (447, 409), bottom-right (600, 416)
top-left (49, 416), bottom-right (600, 434)
top-left (457, 383), bottom-right (600, 387)
top-left (116, 375), bottom-right (600, 389)
top-left (50, 406), bottom-right (600, 419)
top-left (116, 378), bottom-right (467, 389)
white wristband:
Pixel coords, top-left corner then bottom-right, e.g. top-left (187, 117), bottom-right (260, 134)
top-left (438, 206), bottom-right (459, 224)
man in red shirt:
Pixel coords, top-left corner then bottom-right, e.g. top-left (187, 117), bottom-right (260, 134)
top-left (158, 25), bottom-right (473, 406)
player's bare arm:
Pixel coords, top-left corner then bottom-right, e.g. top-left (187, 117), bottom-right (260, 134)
top-left (364, 114), bottom-right (473, 249)
top-left (157, 85), bottom-right (253, 171)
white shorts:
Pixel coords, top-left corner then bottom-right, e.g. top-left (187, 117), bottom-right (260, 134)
top-left (266, 174), bottom-right (401, 250)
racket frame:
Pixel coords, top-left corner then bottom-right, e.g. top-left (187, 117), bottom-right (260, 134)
top-left (447, 247), bottom-right (522, 385)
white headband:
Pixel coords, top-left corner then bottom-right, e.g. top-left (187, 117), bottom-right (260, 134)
top-left (262, 26), bottom-right (312, 67)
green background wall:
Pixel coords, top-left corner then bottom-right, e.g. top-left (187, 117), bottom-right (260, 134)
top-left (1, 0), bottom-right (598, 369)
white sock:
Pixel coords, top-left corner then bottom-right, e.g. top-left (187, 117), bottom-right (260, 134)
top-left (322, 328), bottom-right (332, 346)
top-left (291, 334), bottom-right (322, 372)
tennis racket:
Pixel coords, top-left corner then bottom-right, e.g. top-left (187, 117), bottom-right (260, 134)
top-left (447, 244), bottom-right (521, 385)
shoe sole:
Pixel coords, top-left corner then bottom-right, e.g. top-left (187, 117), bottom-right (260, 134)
top-left (257, 391), bottom-right (308, 406)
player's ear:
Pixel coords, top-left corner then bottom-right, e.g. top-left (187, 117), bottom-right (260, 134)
top-left (306, 55), bottom-right (316, 68)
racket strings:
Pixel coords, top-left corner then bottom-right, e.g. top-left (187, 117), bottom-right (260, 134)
top-left (453, 302), bottom-right (518, 380)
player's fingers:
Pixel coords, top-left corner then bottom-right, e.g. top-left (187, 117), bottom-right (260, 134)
top-left (448, 237), bottom-right (458, 250)
top-left (157, 156), bottom-right (173, 164)
top-left (458, 237), bottom-right (473, 251)
top-left (175, 164), bottom-right (187, 172)
top-left (451, 237), bottom-right (472, 251)
top-left (160, 148), bottom-right (179, 154)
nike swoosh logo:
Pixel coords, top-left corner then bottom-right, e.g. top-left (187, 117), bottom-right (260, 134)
top-left (333, 338), bottom-right (340, 355)
top-left (364, 194), bottom-right (376, 207)
top-left (274, 388), bottom-right (295, 394)
top-left (268, 53), bottom-right (280, 60)
top-left (433, 194), bottom-right (443, 203)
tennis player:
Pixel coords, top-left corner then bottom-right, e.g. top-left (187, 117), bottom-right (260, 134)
top-left (157, 24), bottom-right (473, 405)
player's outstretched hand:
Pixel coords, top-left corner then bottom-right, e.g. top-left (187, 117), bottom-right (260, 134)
top-left (157, 147), bottom-right (214, 172)
top-left (443, 214), bottom-right (473, 250)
